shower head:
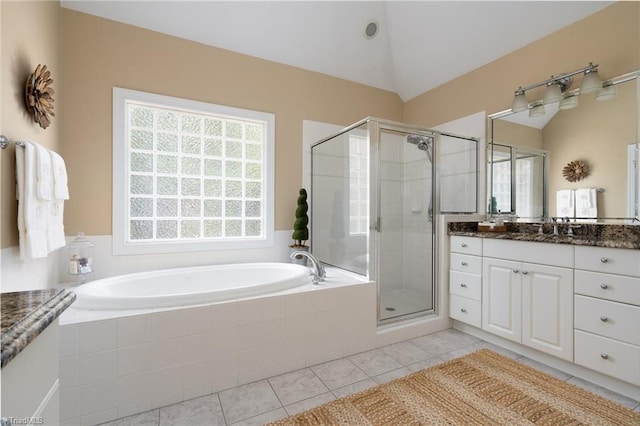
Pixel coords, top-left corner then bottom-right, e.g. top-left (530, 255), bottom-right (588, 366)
top-left (405, 134), bottom-right (433, 161)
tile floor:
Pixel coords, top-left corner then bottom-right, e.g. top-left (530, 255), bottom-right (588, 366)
top-left (99, 329), bottom-right (640, 426)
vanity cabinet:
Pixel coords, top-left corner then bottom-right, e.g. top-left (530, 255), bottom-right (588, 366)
top-left (449, 236), bottom-right (482, 328)
top-left (481, 239), bottom-right (574, 361)
top-left (1, 319), bottom-right (60, 424)
top-left (573, 246), bottom-right (640, 386)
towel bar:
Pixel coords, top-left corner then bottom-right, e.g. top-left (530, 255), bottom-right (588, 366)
top-left (0, 135), bottom-right (25, 150)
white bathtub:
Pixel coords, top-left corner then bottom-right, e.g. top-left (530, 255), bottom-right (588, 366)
top-left (73, 262), bottom-right (312, 310)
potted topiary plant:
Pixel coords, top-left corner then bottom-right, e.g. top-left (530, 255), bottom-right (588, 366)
top-left (290, 188), bottom-right (309, 265)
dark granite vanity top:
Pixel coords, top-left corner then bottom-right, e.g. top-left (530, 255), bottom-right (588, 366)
top-left (448, 222), bottom-right (640, 250)
top-left (1, 289), bottom-right (76, 368)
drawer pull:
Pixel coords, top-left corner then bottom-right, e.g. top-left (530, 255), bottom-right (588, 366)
top-left (461, 262), bottom-right (468, 266)
top-left (461, 243), bottom-right (468, 248)
top-left (600, 353), bottom-right (609, 360)
top-left (600, 257), bottom-right (609, 263)
top-left (513, 269), bottom-right (520, 274)
top-left (460, 283), bottom-right (467, 288)
top-left (460, 308), bottom-right (467, 313)
top-left (600, 283), bottom-right (608, 289)
top-left (522, 270), bottom-right (529, 275)
top-left (600, 316), bottom-right (608, 322)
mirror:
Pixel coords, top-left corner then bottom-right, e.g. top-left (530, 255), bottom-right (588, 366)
top-left (489, 70), bottom-right (640, 222)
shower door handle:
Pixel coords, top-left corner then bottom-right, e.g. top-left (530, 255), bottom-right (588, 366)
top-left (372, 217), bottom-right (381, 232)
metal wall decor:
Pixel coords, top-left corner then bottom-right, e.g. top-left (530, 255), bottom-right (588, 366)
top-left (25, 64), bottom-right (55, 129)
top-left (562, 160), bottom-right (589, 182)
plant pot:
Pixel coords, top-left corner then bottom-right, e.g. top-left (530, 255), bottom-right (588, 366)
top-left (289, 245), bottom-right (309, 266)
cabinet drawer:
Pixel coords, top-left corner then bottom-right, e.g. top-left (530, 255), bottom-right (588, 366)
top-left (574, 270), bottom-right (640, 306)
top-left (450, 236), bottom-right (482, 256)
top-left (483, 239), bottom-right (573, 268)
top-left (575, 295), bottom-right (640, 345)
top-left (450, 253), bottom-right (482, 274)
top-left (575, 246), bottom-right (640, 277)
top-left (449, 294), bottom-right (481, 328)
top-left (574, 330), bottom-right (640, 386)
top-left (449, 270), bottom-right (481, 301)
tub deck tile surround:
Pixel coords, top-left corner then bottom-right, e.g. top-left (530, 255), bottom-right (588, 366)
top-left (92, 329), bottom-right (640, 426)
top-left (448, 222), bottom-right (640, 249)
top-left (1, 288), bottom-right (76, 368)
top-left (59, 268), bottom-right (377, 425)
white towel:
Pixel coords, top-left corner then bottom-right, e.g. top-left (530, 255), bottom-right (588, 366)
top-left (556, 189), bottom-right (575, 218)
top-left (33, 142), bottom-right (54, 201)
top-left (575, 188), bottom-right (597, 220)
top-left (16, 142), bottom-right (49, 259)
top-left (50, 150), bottom-right (69, 200)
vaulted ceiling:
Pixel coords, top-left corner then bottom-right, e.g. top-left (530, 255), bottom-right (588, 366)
top-left (61, 1), bottom-right (612, 101)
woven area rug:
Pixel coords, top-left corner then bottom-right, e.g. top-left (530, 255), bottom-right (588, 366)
top-left (268, 349), bottom-right (639, 425)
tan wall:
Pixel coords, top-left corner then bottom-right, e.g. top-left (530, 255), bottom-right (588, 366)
top-left (403, 2), bottom-right (639, 128)
top-left (56, 9), bottom-right (403, 240)
top-left (1, 1), bottom-right (61, 248)
top-left (0, 7), bottom-right (403, 247)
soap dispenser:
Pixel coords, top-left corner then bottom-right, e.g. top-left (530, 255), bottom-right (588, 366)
top-left (68, 232), bottom-right (93, 284)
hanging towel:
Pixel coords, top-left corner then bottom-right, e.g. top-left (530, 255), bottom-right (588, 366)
top-left (575, 188), bottom-right (597, 220)
top-left (50, 150), bottom-right (69, 200)
top-left (556, 189), bottom-right (575, 218)
top-left (16, 142), bottom-right (49, 259)
top-left (33, 142), bottom-right (54, 201)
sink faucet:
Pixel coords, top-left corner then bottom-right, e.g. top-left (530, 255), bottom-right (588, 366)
top-left (551, 217), bottom-right (560, 236)
top-left (290, 251), bottom-right (326, 284)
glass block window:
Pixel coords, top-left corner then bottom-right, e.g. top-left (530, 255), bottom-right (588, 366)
top-left (113, 88), bottom-right (274, 254)
top-left (349, 135), bottom-right (369, 235)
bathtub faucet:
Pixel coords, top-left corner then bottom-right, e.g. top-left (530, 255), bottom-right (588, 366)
top-left (290, 251), bottom-right (326, 284)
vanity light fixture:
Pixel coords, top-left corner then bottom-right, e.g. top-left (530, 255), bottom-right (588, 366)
top-left (595, 82), bottom-right (617, 101)
top-left (559, 93), bottom-right (579, 110)
top-left (511, 62), bottom-right (603, 113)
top-left (528, 101), bottom-right (545, 117)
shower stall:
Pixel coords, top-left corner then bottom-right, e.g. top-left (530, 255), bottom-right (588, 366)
top-left (311, 117), bottom-right (478, 324)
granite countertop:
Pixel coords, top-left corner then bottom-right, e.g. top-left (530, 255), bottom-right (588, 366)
top-left (1, 288), bottom-right (76, 368)
top-left (448, 222), bottom-right (640, 250)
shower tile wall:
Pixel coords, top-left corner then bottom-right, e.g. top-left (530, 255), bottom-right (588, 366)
top-left (439, 136), bottom-right (477, 213)
top-left (379, 137), bottom-right (404, 293)
top-left (401, 143), bottom-right (432, 301)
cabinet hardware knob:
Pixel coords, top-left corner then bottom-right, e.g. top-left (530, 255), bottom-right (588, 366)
top-left (461, 243), bottom-right (467, 247)
top-left (600, 283), bottom-right (608, 289)
top-left (513, 269), bottom-right (520, 274)
top-left (460, 308), bottom-right (467, 313)
top-left (460, 283), bottom-right (467, 288)
top-left (600, 353), bottom-right (609, 360)
top-left (522, 271), bottom-right (529, 275)
top-left (461, 262), bottom-right (468, 266)
top-left (600, 316), bottom-right (608, 322)
top-left (600, 257), bottom-right (608, 263)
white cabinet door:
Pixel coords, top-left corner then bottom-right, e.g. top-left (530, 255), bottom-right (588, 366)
top-left (482, 258), bottom-right (522, 342)
top-left (522, 263), bottom-right (574, 361)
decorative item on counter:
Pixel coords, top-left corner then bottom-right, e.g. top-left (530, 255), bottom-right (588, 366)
top-left (562, 160), bottom-right (589, 182)
top-left (478, 221), bottom-right (507, 233)
top-left (68, 232), bottom-right (93, 284)
top-left (24, 64), bottom-right (55, 129)
top-left (289, 188), bottom-right (310, 265)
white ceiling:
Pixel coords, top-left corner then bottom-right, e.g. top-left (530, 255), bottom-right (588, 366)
top-left (60, 1), bottom-right (612, 101)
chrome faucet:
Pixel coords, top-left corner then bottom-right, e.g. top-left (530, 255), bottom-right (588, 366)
top-left (551, 217), bottom-right (560, 236)
top-left (290, 251), bottom-right (326, 284)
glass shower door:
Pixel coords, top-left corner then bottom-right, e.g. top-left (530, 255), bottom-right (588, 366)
top-left (377, 128), bottom-right (435, 322)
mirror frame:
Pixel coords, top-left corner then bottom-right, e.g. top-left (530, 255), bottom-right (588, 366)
top-left (488, 69), bottom-right (640, 222)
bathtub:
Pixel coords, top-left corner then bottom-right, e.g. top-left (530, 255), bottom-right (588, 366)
top-left (73, 262), bottom-right (312, 310)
